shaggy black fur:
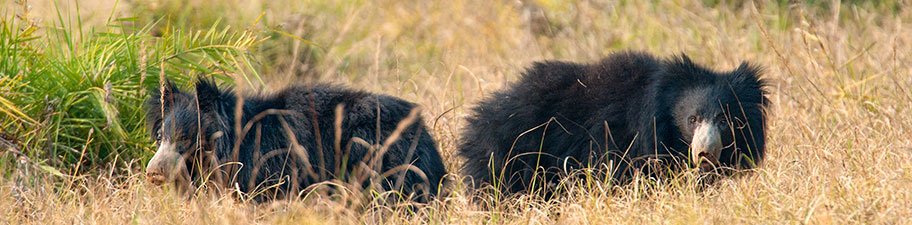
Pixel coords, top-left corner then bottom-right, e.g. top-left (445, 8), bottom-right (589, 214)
top-left (459, 51), bottom-right (769, 196)
top-left (144, 79), bottom-right (448, 202)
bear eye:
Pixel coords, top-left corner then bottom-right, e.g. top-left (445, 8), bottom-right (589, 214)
top-left (688, 116), bottom-right (697, 124)
top-left (717, 114), bottom-right (727, 125)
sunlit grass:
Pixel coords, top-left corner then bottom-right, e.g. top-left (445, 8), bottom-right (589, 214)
top-left (2, 0), bottom-right (912, 224)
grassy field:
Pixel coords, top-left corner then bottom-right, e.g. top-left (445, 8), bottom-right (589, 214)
top-left (2, 0), bottom-right (912, 224)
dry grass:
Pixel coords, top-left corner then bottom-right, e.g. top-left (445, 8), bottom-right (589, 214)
top-left (3, 0), bottom-right (912, 224)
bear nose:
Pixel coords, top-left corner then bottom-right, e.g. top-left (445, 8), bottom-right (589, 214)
top-left (690, 121), bottom-right (722, 169)
top-left (146, 141), bottom-right (179, 185)
top-left (146, 168), bottom-right (166, 185)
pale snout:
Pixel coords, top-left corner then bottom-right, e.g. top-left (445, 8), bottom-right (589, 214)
top-left (690, 121), bottom-right (723, 170)
top-left (146, 141), bottom-right (181, 185)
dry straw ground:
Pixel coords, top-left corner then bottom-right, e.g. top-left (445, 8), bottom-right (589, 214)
top-left (2, 0), bottom-right (912, 224)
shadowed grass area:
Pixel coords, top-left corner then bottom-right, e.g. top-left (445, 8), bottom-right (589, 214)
top-left (1, 0), bottom-right (912, 224)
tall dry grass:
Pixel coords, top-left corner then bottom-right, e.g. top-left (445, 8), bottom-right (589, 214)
top-left (2, 0), bottom-right (912, 224)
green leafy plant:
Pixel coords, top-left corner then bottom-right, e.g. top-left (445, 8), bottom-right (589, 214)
top-left (0, 2), bottom-right (266, 175)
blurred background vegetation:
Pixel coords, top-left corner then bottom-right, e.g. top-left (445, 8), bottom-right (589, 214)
top-left (0, 0), bottom-right (909, 180)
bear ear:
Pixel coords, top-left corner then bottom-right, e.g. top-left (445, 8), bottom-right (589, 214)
top-left (153, 79), bottom-right (181, 111)
top-left (728, 61), bottom-right (769, 105)
top-left (146, 79), bottom-right (181, 139)
top-left (732, 61), bottom-right (764, 85)
top-left (195, 77), bottom-right (222, 113)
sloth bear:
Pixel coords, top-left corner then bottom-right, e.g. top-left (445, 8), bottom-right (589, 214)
top-left (144, 79), bottom-right (447, 202)
top-left (459, 51), bottom-right (769, 196)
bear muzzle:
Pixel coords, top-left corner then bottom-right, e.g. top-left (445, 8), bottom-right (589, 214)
top-left (146, 141), bottom-right (181, 185)
top-left (690, 121), bottom-right (722, 170)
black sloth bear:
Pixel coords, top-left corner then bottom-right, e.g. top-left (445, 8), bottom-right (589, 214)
top-left (144, 78), bottom-right (447, 202)
top-left (459, 51), bottom-right (769, 196)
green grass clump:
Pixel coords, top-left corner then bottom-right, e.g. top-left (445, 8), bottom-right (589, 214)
top-left (0, 2), bottom-right (264, 175)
